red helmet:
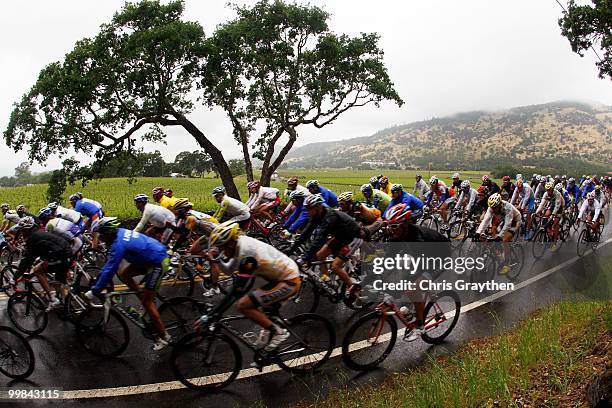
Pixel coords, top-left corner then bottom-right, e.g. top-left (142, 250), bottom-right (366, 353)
top-left (247, 181), bottom-right (260, 190)
top-left (384, 203), bottom-right (412, 224)
top-left (287, 177), bottom-right (298, 187)
top-left (477, 186), bottom-right (488, 195)
top-left (152, 187), bottom-right (165, 200)
top-left (379, 176), bottom-right (389, 185)
top-left (502, 175), bottom-right (510, 182)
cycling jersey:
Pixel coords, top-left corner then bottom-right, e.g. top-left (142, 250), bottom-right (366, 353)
top-left (456, 188), bottom-right (478, 212)
top-left (217, 235), bottom-right (299, 281)
top-left (3, 210), bottom-right (20, 224)
top-left (425, 186), bottom-right (450, 208)
top-left (500, 182), bottom-right (515, 198)
top-left (18, 230), bottom-right (72, 273)
top-left (537, 190), bottom-right (565, 214)
top-left (184, 210), bottom-right (218, 234)
top-left (566, 184), bottom-right (582, 202)
top-left (363, 189), bottom-right (391, 212)
top-left (412, 179), bottom-right (430, 197)
top-left (283, 201), bottom-right (310, 233)
top-left (561, 189), bottom-right (572, 208)
top-left (534, 182), bottom-right (546, 200)
top-left (594, 191), bottom-right (608, 207)
top-left (158, 195), bottom-right (178, 210)
top-left (482, 181), bottom-right (501, 195)
top-left (312, 186), bottom-right (338, 208)
top-left (213, 196), bottom-right (250, 224)
top-left (451, 179), bottom-right (463, 195)
top-left (511, 183), bottom-right (535, 208)
top-left (134, 203), bottom-right (176, 232)
top-left (582, 183), bottom-right (595, 195)
top-left (378, 183), bottom-right (391, 196)
top-left (55, 205), bottom-right (83, 225)
top-left (246, 186), bottom-right (280, 209)
top-left (92, 228), bottom-right (168, 293)
top-left (46, 218), bottom-right (82, 239)
top-left (74, 198), bottom-right (104, 219)
top-left (477, 201), bottom-right (522, 238)
top-left (385, 192), bottom-right (425, 218)
top-left (578, 199), bottom-right (601, 223)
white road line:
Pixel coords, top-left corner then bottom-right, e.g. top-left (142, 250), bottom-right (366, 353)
top-left (24, 236), bottom-right (612, 399)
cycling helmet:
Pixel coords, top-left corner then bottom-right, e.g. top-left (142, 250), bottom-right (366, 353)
top-left (568, 177), bottom-right (575, 183)
top-left (532, 173), bottom-right (538, 179)
top-left (385, 203), bottom-right (412, 224)
top-left (247, 181), bottom-right (260, 190)
top-left (287, 177), bottom-right (299, 187)
top-left (554, 183), bottom-right (563, 192)
top-left (173, 198), bottom-right (192, 212)
top-left (305, 180), bottom-right (319, 189)
top-left (536, 175), bottom-right (542, 182)
top-left (460, 180), bottom-right (470, 189)
top-left (69, 193), bottom-right (80, 202)
top-left (369, 176), bottom-right (379, 185)
top-left (587, 192), bottom-right (596, 200)
top-left (516, 179), bottom-right (523, 187)
top-left (487, 193), bottom-right (502, 208)
top-left (47, 202), bottom-right (58, 211)
top-left (304, 194), bottom-right (325, 208)
top-left (482, 175), bottom-right (490, 183)
top-left (0, 203), bottom-right (8, 210)
top-left (212, 186), bottom-right (226, 196)
top-left (38, 207), bottom-right (53, 219)
top-left (545, 182), bottom-right (554, 190)
top-left (516, 174), bottom-right (523, 181)
top-left (415, 174), bottom-right (422, 179)
top-left (165, 189), bottom-right (173, 198)
top-left (554, 175), bottom-right (559, 180)
top-left (16, 205), bottom-right (25, 213)
top-left (561, 175), bottom-right (567, 180)
top-left (429, 176), bottom-right (438, 186)
top-left (152, 187), bottom-right (165, 199)
top-left (92, 217), bottom-right (121, 235)
top-left (209, 222), bottom-right (241, 247)
top-left (338, 192), bottom-right (353, 203)
top-left (452, 172), bottom-right (460, 180)
top-left (502, 175), bottom-right (511, 182)
top-left (477, 186), bottom-right (488, 195)
top-left (13, 216), bottom-right (36, 232)
top-left (134, 194), bottom-right (149, 203)
top-left (379, 176), bottom-right (389, 184)
top-left (584, 178), bottom-right (592, 184)
top-left (290, 190), bottom-right (306, 200)
top-left (360, 184), bottom-right (373, 193)
top-left (595, 184), bottom-right (601, 191)
top-left (390, 184), bottom-right (404, 193)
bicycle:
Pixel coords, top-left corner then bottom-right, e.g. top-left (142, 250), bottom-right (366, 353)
top-left (466, 235), bottom-right (525, 284)
top-left (531, 214), bottom-right (565, 259)
top-left (171, 303), bottom-right (335, 392)
top-left (245, 212), bottom-right (286, 246)
top-left (418, 207), bottom-right (443, 232)
top-left (577, 220), bottom-right (603, 257)
top-left (341, 290), bottom-right (460, 371)
top-left (0, 325), bottom-right (35, 379)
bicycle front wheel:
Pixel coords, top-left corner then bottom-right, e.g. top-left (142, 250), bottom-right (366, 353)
top-left (171, 332), bottom-right (241, 391)
top-left (7, 292), bottom-right (48, 335)
top-left (158, 297), bottom-right (202, 340)
top-left (341, 311), bottom-right (397, 371)
top-left (577, 229), bottom-right (590, 257)
top-left (531, 229), bottom-right (548, 259)
top-left (275, 313), bottom-right (335, 374)
top-left (0, 326), bottom-right (35, 379)
top-left (422, 290), bottom-right (461, 344)
top-left (76, 307), bottom-right (130, 357)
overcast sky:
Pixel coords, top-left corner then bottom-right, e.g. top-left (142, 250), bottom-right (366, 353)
top-left (1, 0), bottom-right (610, 176)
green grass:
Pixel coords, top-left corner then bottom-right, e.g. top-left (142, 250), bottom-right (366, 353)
top-left (0, 169), bottom-right (494, 218)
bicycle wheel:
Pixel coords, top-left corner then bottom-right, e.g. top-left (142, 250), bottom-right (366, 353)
top-left (171, 332), bottom-right (241, 391)
top-left (448, 220), bottom-right (467, 240)
top-left (422, 290), bottom-right (461, 344)
top-left (7, 292), bottom-right (48, 335)
top-left (282, 277), bottom-right (320, 315)
top-left (531, 229), bottom-right (548, 259)
top-left (577, 229), bottom-right (590, 257)
top-left (275, 313), bottom-right (335, 374)
top-left (267, 224), bottom-right (286, 248)
top-left (75, 307), bottom-right (130, 357)
top-left (341, 310), bottom-right (397, 371)
top-left (0, 326), bottom-right (35, 379)
top-left (419, 215), bottom-right (439, 231)
top-left (505, 244), bottom-right (524, 281)
top-left (158, 297), bottom-right (202, 340)
top-left (161, 268), bottom-right (194, 298)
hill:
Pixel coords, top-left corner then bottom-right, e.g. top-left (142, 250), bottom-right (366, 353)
top-left (285, 101), bottom-right (612, 173)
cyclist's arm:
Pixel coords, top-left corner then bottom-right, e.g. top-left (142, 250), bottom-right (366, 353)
top-left (283, 207), bottom-right (299, 229)
top-left (213, 200), bottom-right (229, 221)
top-left (466, 191), bottom-right (477, 212)
top-left (288, 208), bottom-right (310, 233)
top-left (476, 208), bottom-right (493, 235)
top-left (436, 189), bottom-right (449, 208)
top-left (91, 243), bottom-right (125, 294)
top-left (497, 209), bottom-right (513, 237)
top-left (552, 193), bottom-right (562, 214)
top-left (134, 206), bottom-right (151, 232)
top-left (592, 201), bottom-right (601, 223)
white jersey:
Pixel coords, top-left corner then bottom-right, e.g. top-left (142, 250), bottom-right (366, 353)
top-left (213, 196), bottom-right (251, 223)
top-left (246, 186), bottom-right (279, 209)
top-left (55, 205), bottom-right (82, 224)
top-left (456, 188), bottom-right (478, 212)
top-left (578, 199), bottom-right (601, 222)
top-left (134, 203), bottom-right (176, 232)
top-left (217, 235), bottom-right (299, 281)
top-left (46, 218), bottom-right (82, 240)
top-left (537, 190), bottom-right (564, 214)
top-left (3, 210), bottom-right (20, 224)
top-left (413, 179), bottom-right (430, 197)
top-left (477, 201), bottom-right (522, 237)
top-left (511, 183), bottom-right (534, 207)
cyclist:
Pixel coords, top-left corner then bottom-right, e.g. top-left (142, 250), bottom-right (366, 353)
top-left (13, 216), bottom-right (73, 311)
top-left (500, 176), bottom-right (515, 201)
top-left (413, 174), bottom-right (430, 200)
top-left (1, 204), bottom-right (21, 232)
top-left (338, 192), bottom-right (383, 238)
top-left (360, 184), bottom-right (391, 213)
top-left (282, 190), bottom-right (310, 236)
top-left (70, 193), bottom-right (104, 227)
top-left (593, 185), bottom-right (608, 208)
top-left (510, 179), bottom-right (536, 239)
top-left (533, 175), bottom-right (547, 200)
top-left (165, 189), bottom-right (174, 198)
top-left (245, 181), bottom-right (280, 222)
top-left (529, 174), bottom-right (539, 189)
top-left (212, 186), bottom-right (251, 228)
top-left (39, 207), bottom-right (84, 256)
top-left (385, 184), bottom-right (425, 220)
top-left (369, 176), bottom-right (380, 190)
top-left (291, 194), bottom-right (363, 295)
top-left (556, 183), bottom-right (572, 209)
top-left (576, 192), bottom-right (602, 235)
top-left (384, 203), bottom-right (450, 341)
top-left (535, 182), bottom-right (565, 244)
top-left (481, 175), bottom-right (501, 196)
top-left (281, 177), bottom-right (310, 217)
top-left (152, 187), bottom-right (178, 210)
top-left (48, 202), bottom-right (85, 233)
top-left (455, 180), bottom-right (478, 215)
top-left (424, 177), bottom-right (453, 227)
top-left (475, 193), bottom-right (522, 274)
top-left (202, 222), bottom-right (301, 351)
top-left (305, 180), bottom-right (338, 208)
top-left (133, 194), bottom-right (176, 244)
top-left (450, 173), bottom-right (462, 196)
top-left (85, 218), bottom-right (172, 351)
top-left (566, 178), bottom-right (582, 204)
top-left (169, 198), bottom-right (219, 256)
top-left (378, 176), bottom-right (391, 196)
top-left (582, 178), bottom-right (595, 196)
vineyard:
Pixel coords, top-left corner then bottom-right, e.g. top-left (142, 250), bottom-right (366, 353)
top-left (0, 169), bottom-right (489, 218)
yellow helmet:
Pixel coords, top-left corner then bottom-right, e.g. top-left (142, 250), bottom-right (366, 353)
top-left (208, 222), bottom-right (241, 247)
top-left (487, 193), bottom-right (502, 208)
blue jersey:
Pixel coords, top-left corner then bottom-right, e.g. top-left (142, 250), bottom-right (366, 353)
top-left (384, 192), bottom-right (424, 218)
top-left (316, 186), bottom-right (338, 208)
top-left (92, 228), bottom-right (168, 294)
top-left (583, 184), bottom-right (595, 195)
top-left (425, 186), bottom-right (450, 207)
top-left (283, 202), bottom-right (310, 233)
top-left (74, 198), bottom-right (104, 218)
top-left (567, 185), bottom-right (582, 202)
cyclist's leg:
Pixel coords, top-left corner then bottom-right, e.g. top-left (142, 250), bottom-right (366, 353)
top-left (118, 262), bottom-right (145, 293)
top-left (315, 244), bottom-right (333, 278)
top-left (141, 259), bottom-right (169, 335)
top-left (331, 238), bottom-right (363, 289)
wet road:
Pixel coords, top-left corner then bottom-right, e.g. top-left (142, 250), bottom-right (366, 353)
top-left (1, 213), bottom-right (611, 407)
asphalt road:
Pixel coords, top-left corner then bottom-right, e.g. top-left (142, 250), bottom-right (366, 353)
top-left (1, 212), bottom-right (610, 408)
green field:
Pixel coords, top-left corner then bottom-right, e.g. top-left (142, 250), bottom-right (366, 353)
top-left (0, 169), bottom-right (491, 218)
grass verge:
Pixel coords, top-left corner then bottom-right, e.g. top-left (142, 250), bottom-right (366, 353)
top-left (296, 301), bottom-right (611, 408)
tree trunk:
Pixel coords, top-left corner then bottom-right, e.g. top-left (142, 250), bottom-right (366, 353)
top-left (238, 129), bottom-right (254, 182)
top-left (260, 126), bottom-right (298, 186)
top-left (174, 113), bottom-right (241, 200)
top-left (259, 128), bottom-right (285, 186)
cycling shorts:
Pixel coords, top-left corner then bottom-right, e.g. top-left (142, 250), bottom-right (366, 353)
top-left (526, 197), bottom-right (535, 213)
top-left (326, 237), bottom-right (363, 261)
top-left (141, 257), bottom-right (170, 292)
top-left (44, 257), bottom-right (72, 284)
top-left (249, 277), bottom-right (301, 308)
top-left (259, 196), bottom-right (281, 211)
